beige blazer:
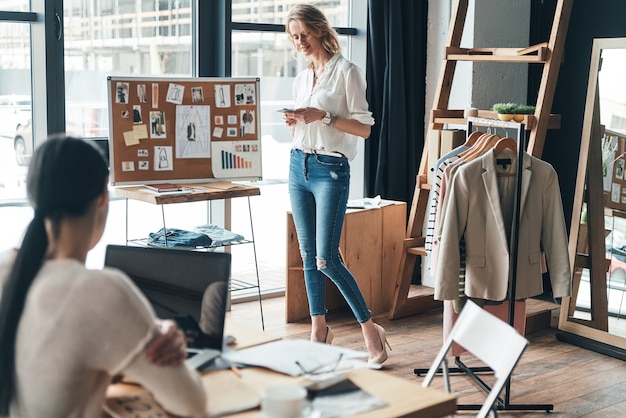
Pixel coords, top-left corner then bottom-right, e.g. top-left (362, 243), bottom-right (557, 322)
top-left (434, 150), bottom-right (571, 301)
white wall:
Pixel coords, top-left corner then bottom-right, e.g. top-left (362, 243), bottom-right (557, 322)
top-left (471, 0), bottom-right (530, 109)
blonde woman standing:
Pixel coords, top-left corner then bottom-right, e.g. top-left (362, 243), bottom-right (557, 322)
top-left (283, 3), bottom-right (389, 365)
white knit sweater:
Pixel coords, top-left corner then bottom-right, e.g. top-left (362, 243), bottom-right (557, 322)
top-left (0, 250), bottom-right (207, 418)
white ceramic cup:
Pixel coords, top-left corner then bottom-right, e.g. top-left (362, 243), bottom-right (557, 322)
top-left (260, 384), bottom-right (307, 418)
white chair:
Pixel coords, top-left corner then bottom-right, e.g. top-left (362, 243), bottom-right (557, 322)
top-left (422, 300), bottom-right (529, 418)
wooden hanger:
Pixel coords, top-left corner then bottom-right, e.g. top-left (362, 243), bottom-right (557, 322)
top-left (493, 137), bottom-right (517, 154)
top-left (462, 134), bottom-right (500, 162)
top-left (459, 133), bottom-right (490, 157)
top-left (493, 137), bottom-right (518, 177)
top-left (464, 130), bottom-right (483, 147)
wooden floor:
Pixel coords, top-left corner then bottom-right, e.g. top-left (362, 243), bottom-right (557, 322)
top-left (227, 296), bottom-right (626, 417)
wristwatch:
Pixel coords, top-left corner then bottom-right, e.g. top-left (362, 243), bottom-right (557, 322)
top-left (322, 111), bottom-right (333, 126)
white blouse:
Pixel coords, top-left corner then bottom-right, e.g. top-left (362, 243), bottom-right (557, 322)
top-left (291, 53), bottom-right (374, 161)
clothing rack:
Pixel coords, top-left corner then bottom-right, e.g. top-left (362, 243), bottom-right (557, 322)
top-left (415, 117), bottom-right (553, 413)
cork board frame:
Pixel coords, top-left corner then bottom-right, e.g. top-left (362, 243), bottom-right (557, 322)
top-left (107, 76), bottom-right (262, 186)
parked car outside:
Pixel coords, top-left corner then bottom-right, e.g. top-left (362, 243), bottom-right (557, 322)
top-left (13, 121), bottom-right (32, 166)
top-left (13, 121), bottom-right (109, 167)
top-left (0, 94), bottom-right (31, 138)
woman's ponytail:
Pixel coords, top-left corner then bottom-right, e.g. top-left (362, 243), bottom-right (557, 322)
top-left (0, 214), bottom-right (48, 414)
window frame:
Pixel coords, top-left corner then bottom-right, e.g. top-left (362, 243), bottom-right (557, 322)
top-left (1, 0), bottom-right (67, 151)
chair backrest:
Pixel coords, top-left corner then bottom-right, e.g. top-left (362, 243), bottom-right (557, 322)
top-left (452, 301), bottom-right (528, 381)
top-left (422, 300), bottom-right (528, 417)
top-left (104, 244), bottom-right (231, 327)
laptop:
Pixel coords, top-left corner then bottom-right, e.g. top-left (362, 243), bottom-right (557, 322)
top-left (104, 244), bottom-right (231, 370)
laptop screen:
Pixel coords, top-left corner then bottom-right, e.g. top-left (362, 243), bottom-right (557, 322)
top-left (104, 244), bottom-right (231, 352)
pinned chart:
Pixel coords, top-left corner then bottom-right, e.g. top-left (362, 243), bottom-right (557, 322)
top-left (211, 140), bottom-right (262, 179)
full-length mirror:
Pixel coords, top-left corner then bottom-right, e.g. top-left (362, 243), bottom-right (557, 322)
top-left (558, 38), bottom-right (626, 358)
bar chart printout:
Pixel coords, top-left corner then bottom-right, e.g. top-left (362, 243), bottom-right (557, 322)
top-left (211, 140), bottom-right (261, 179)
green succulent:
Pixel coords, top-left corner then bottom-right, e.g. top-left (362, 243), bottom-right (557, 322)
top-left (491, 103), bottom-right (536, 114)
top-left (515, 104), bottom-right (536, 114)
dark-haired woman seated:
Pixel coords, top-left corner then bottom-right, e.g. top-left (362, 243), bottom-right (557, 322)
top-left (0, 136), bottom-right (207, 418)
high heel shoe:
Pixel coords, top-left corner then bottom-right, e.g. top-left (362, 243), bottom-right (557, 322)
top-left (368, 323), bottom-right (391, 365)
top-left (311, 325), bottom-right (334, 344)
top-left (324, 326), bottom-right (334, 345)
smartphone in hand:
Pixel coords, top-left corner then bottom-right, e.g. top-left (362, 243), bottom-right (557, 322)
top-left (277, 108), bottom-right (295, 113)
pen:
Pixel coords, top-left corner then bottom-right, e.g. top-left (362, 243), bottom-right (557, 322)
top-left (230, 364), bottom-right (242, 378)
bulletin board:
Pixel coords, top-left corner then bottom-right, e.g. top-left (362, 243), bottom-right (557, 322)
top-left (107, 76), bottom-right (262, 185)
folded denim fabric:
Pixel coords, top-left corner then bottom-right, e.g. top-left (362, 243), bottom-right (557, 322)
top-left (194, 224), bottom-right (245, 246)
top-left (147, 227), bottom-right (213, 248)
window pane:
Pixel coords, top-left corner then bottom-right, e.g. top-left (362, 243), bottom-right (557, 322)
top-left (232, 0), bottom-right (350, 26)
top-left (0, 21), bottom-right (31, 201)
top-left (0, 1), bottom-right (30, 12)
top-left (64, 0), bottom-right (193, 139)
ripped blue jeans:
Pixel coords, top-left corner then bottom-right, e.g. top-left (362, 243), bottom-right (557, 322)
top-left (288, 149), bottom-right (371, 323)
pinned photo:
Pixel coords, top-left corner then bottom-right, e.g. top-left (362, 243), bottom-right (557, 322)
top-left (133, 105), bottom-right (142, 124)
top-left (617, 159), bottom-right (625, 180)
top-left (154, 146), bottom-right (173, 171)
top-left (166, 83), bottom-right (185, 105)
top-left (150, 111), bottom-right (166, 138)
top-left (192, 87), bottom-right (204, 103)
top-left (137, 84), bottom-right (147, 103)
top-left (240, 109), bottom-right (255, 135)
top-left (116, 82), bottom-right (129, 104)
top-left (215, 115), bottom-right (224, 125)
top-left (226, 127), bottom-right (237, 137)
top-left (227, 115), bottom-right (237, 125)
top-left (175, 105), bottom-right (211, 159)
top-left (234, 83), bottom-right (256, 105)
top-left (121, 161), bottom-right (135, 171)
top-left (152, 83), bottom-right (159, 108)
top-left (214, 85), bottom-right (231, 107)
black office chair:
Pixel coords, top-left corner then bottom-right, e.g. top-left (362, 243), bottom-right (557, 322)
top-left (104, 244), bottom-right (231, 323)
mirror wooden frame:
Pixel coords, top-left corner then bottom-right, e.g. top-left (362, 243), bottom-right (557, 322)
top-left (557, 37), bottom-right (626, 359)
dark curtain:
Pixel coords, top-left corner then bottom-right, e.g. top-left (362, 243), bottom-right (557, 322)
top-left (365, 0), bottom-right (428, 205)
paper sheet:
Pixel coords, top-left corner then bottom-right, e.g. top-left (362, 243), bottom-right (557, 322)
top-left (346, 195), bottom-right (394, 209)
top-left (222, 339), bottom-right (367, 377)
top-left (203, 371), bottom-right (260, 417)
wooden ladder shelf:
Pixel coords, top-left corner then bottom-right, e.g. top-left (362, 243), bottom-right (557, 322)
top-left (389, 0), bottom-right (572, 319)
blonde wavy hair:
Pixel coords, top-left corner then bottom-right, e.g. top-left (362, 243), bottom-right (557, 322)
top-left (286, 3), bottom-right (341, 60)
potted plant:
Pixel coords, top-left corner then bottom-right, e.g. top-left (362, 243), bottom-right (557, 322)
top-left (492, 103), bottom-right (535, 122)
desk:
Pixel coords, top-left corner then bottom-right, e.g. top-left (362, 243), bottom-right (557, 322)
top-left (106, 321), bottom-right (456, 418)
top-left (224, 320), bottom-right (281, 350)
top-left (286, 201), bottom-right (407, 322)
top-left (214, 367), bottom-right (455, 418)
top-left (114, 181), bottom-right (264, 329)
top-left (113, 181), bottom-right (260, 205)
